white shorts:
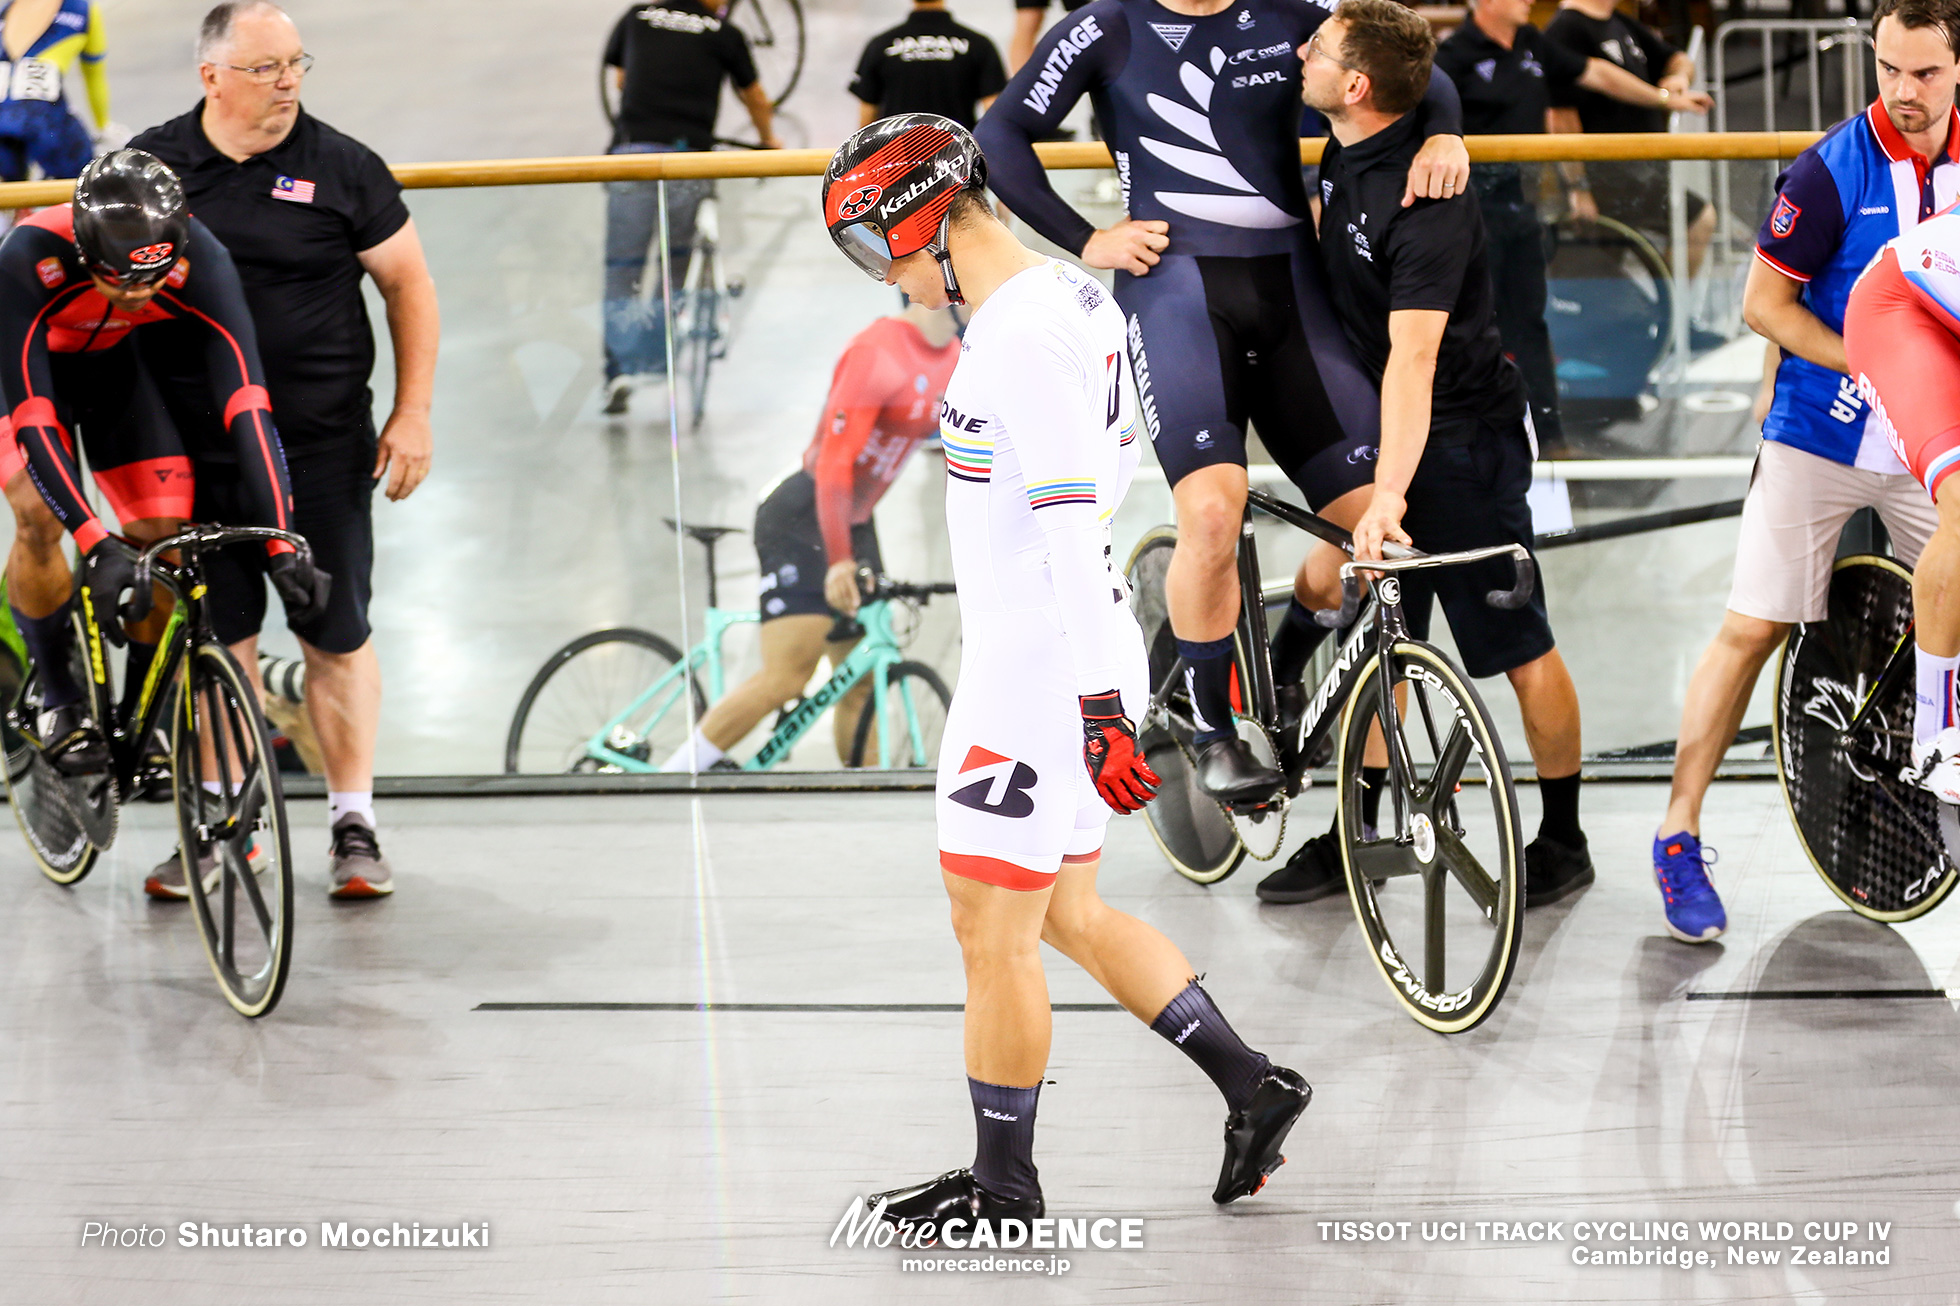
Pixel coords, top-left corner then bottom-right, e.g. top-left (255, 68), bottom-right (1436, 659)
top-left (936, 605), bottom-right (1151, 890)
top-left (1728, 440), bottom-right (1937, 624)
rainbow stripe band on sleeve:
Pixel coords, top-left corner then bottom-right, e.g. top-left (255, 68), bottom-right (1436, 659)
top-left (1026, 479), bottom-right (1098, 509)
top-left (942, 430), bottom-right (993, 483)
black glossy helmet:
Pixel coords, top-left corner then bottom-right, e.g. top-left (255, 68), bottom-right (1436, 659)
top-left (824, 114), bottom-right (986, 304)
top-left (73, 149), bottom-right (190, 286)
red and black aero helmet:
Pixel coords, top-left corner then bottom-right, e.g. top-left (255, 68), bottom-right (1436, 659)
top-left (824, 113), bottom-right (987, 304)
top-left (73, 149), bottom-right (189, 287)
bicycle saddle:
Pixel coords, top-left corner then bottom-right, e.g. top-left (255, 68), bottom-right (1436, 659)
top-left (663, 518), bottom-right (744, 546)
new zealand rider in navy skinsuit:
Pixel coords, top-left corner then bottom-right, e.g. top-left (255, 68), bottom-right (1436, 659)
top-left (976, 0), bottom-right (1469, 801)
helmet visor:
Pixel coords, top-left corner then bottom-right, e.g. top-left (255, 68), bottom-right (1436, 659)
top-left (832, 221), bottom-right (894, 283)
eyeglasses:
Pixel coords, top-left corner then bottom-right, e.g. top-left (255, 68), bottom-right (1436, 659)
top-left (220, 53), bottom-right (314, 83)
top-left (1304, 34), bottom-right (1361, 74)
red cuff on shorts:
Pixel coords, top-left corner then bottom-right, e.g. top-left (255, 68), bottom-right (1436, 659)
top-left (940, 851), bottom-right (1058, 891)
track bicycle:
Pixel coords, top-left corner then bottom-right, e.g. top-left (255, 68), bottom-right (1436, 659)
top-left (671, 185), bottom-right (740, 431)
top-left (1774, 553), bottom-right (1960, 921)
top-left (2, 525), bottom-right (306, 1017)
top-left (1126, 490), bottom-right (1536, 1034)
top-left (506, 521), bottom-right (954, 773)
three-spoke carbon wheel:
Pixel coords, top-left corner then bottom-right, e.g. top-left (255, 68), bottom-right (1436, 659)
top-left (1337, 641), bottom-right (1523, 1034)
top-left (506, 628), bottom-right (705, 774)
top-left (4, 646), bottom-right (113, 885)
top-left (1776, 555), bottom-right (1960, 921)
top-left (1125, 526), bottom-right (1246, 884)
top-left (848, 661), bottom-right (951, 768)
top-left (172, 641), bottom-right (295, 1018)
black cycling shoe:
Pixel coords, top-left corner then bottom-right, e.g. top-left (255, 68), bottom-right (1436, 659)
top-left (31, 703), bottom-right (109, 776)
top-left (1257, 829), bottom-right (1346, 903)
top-left (1194, 736), bottom-right (1282, 805)
top-left (1524, 832), bottom-right (1595, 908)
top-left (1213, 1065), bottom-right (1312, 1204)
top-left (870, 1168), bottom-right (1043, 1243)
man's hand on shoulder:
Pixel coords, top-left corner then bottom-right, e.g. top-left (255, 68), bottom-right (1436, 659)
top-left (1404, 135), bottom-right (1470, 208)
top-left (374, 407), bottom-right (433, 501)
top-left (1081, 219), bottom-right (1169, 275)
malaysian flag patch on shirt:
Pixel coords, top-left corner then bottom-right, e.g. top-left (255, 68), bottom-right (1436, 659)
top-left (271, 175), bottom-right (316, 203)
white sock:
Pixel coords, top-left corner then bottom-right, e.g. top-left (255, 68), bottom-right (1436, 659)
top-left (658, 727), bottom-right (724, 774)
top-left (1914, 646), bottom-right (1960, 747)
top-left (329, 790), bottom-right (376, 829)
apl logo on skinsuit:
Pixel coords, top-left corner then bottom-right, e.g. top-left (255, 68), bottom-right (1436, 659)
top-left (948, 746), bottom-right (1038, 817)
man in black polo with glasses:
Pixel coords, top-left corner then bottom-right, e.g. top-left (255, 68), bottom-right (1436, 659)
top-left (132, 0), bottom-right (440, 901)
top-left (1257, 0), bottom-right (1590, 909)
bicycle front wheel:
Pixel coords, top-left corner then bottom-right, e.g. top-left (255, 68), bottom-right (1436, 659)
top-left (506, 628), bottom-right (706, 773)
top-left (1776, 554), bottom-right (1960, 921)
top-left (848, 661), bottom-right (952, 768)
top-left (1124, 526), bottom-right (1245, 885)
top-left (172, 640), bottom-right (294, 1018)
top-left (1338, 640), bottom-right (1523, 1035)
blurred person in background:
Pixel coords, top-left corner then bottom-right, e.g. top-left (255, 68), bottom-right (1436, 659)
top-left (0, 0), bottom-right (111, 183)
top-left (660, 301), bottom-right (963, 772)
top-left (1435, 0), bottom-right (1707, 457)
top-left (1545, 0), bottom-right (1716, 283)
top-left (852, 0), bottom-right (1006, 130)
top-left (1649, 0), bottom-right (1958, 944)
top-left (133, 0), bottom-right (439, 900)
top-left (601, 0), bottom-right (781, 415)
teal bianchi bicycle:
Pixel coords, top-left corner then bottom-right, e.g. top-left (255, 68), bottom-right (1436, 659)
top-left (506, 522), bottom-right (954, 773)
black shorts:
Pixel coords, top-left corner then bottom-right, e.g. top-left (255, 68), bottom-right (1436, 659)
top-left (1115, 245), bottom-right (1380, 508)
top-left (753, 470), bottom-right (881, 624)
top-left (1, 349), bottom-right (197, 525)
top-left (1395, 411), bottom-right (1554, 680)
top-left (197, 433), bottom-right (376, 655)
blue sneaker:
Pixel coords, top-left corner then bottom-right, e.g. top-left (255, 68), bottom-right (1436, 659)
top-left (1653, 831), bottom-right (1725, 943)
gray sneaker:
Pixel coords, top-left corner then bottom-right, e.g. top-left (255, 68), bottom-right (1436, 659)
top-left (146, 836), bottom-right (267, 901)
top-left (328, 814), bottom-right (393, 898)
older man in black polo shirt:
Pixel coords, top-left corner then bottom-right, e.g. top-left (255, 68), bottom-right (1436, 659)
top-left (1434, 0), bottom-right (1708, 456)
top-left (1257, 0), bottom-right (1590, 909)
top-left (133, 0), bottom-right (439, 900)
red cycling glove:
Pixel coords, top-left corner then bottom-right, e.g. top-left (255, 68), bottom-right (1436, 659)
top-left (1081, 690), bottom-right (1160, 814)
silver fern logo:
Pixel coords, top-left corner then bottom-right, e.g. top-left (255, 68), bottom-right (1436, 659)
top-left (1138, 46), bottom-right (1299, 229)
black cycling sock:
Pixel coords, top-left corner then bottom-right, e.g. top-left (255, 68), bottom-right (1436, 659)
top-left (968, 1078), bottom-right (1041, 1201)
top-left (1537, 772), bottom-right (1584, 847)
top-left (1361, 766), bottom-right (1388, 829)
top-left (1151, 981), bottom-right (1271, 1113)
top-left (13, 604), bottom-right (80, 709)
top-left (119, 639), bottom-right (157, 722)
top-left (1178, 636), bottom-right (1237, 746)
top-left (1270, 597), bottom-right (1332, 688)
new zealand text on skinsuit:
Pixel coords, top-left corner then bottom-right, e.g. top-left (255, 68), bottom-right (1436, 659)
top-left (0, 205), bottom-right (295, 555)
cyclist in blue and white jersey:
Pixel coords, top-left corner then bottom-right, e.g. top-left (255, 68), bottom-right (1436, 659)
top-left (824, 115), bottom-right (1312, 1235)
top-left (1653, 0), bottom-right (1959, 944)
top-left (0, 0), bottom-right (109, 183)
top-left (976, 0), bottom-right (1470, 803)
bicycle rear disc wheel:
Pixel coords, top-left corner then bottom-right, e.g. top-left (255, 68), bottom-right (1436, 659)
top-left (1775, 555), bottom-right (1960, 921)
top-left (1125, 526), bottom-right (1245, 884)
top-left (506, 628), bottom-right (706, 773)
top-left (1338, 641), bottom-right (1523, 1034)
top-left (172, 641), bottom-right (294, 1018)
top-left (848, 661), bottom-right (952, 768)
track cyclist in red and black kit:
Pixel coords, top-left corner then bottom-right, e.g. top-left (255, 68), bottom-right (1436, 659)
top-left (977, 0), bottom-right (1470, 802)
top-left (0, 149), bottom-right (324, 775)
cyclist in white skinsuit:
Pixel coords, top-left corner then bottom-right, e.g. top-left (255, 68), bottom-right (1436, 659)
top-left (822, 114), bottom-right (1311, 1235)
top-left (934, 256), bottom-right (1147, 878)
